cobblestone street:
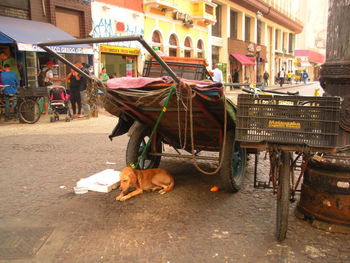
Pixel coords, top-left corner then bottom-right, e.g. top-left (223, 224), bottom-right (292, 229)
top-left (0, 86), bottom-right (349, 263)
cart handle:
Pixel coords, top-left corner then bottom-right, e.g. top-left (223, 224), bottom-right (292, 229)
top-left (38, 35), bottom-right (180, 84)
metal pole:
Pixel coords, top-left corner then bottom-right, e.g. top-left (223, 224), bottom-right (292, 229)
top-left (38, 35), bottom-right (180, 83)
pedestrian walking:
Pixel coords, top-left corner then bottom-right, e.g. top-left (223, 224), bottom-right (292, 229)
top-left (263, 71), bottom-right (269, 89)
top-left (287, 71), bottom-right (293, 84)
top-left (302, 70), bottom-right (309, 84)
top-left (279, 68), bottom-right (285, 87)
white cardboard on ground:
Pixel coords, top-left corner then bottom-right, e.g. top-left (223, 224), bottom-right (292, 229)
top-left (76, 169), bottom-right (120, 193)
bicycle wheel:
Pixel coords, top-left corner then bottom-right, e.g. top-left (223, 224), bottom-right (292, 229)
top-left (276, 150), bottom-right (291, 241)
top-left (19, 98), bottom-right (41, 124)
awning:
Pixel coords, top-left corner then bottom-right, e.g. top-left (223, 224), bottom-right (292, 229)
top-left (0, 15), bottom-right (93, 54)
top-left (294, 50), bottom-right (325, 64)
top-left (231, 53), bottom-right (256, 66)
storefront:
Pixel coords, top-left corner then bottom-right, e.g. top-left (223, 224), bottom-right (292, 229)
top-left (91, 2), bottom-right (144, 79)
top-left (0, 15), bottom-right (93, 91)
top-left (295, 50), bottom-right (325, 81)
top-left (228, 39), bottom-right (266, 83)
top-left (100, 45), bottom-right (140, 78)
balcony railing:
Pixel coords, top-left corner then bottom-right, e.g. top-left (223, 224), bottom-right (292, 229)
top-left (143, 0), bottom-right (178, 11)
top-left (192, 1), bottom-right (217, 25)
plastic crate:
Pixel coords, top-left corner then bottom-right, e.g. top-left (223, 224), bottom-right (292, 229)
top-left (19, 86), bottom-right (48, 97)
top-left (236, 94), bottom-right (341, 148)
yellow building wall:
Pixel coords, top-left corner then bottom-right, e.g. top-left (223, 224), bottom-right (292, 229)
top-left (144, 0), bottom-right (210, 59)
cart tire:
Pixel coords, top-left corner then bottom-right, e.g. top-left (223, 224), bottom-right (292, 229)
top-left (219, 129), bottom-right (247, 192)
top-left (125, 122), bottom-right (162, 169)
top-left (276, 151), bottom-right (291, 241)
top-left (19, 99), bottom-right (41, 124)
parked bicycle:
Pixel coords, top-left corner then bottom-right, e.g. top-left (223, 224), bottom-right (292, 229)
top-left (0, 85), bottom-right (41, 124)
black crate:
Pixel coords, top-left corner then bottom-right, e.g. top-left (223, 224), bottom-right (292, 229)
top-left (236, 94), bottom-right (341, 148)
top-left (19, 86), bottom-right (48, 97)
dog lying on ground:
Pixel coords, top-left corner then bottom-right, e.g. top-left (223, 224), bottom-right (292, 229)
top-left (116, 167), bottom-right (175, 202)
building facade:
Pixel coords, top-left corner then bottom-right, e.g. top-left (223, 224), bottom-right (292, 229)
top-left (295, 0), bottom-right (328, 81)
top-left (143, 0), bottom-right (216, 65)
top-left (210, 0), bottom-right (303, 84)
top-left (91, 0), bottom-right (144, 78)
top-left (0, 0), bottom-right (93, 89)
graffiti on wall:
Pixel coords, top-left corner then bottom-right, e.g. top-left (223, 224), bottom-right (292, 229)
top-left (92, 17), bottom-right (144, 49)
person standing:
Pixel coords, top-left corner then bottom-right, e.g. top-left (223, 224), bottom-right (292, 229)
top-left (212, 63), bottom-right (223, 83)
top-left (263, 71), bottom-right (269, 89)
top-left (99, 67), bottom-right (109, 84)
top-left (79, 63), bottom-right (91, 119)
top-left (0, 52), bottom-right (21, 82)
top-left (40, 61), bottom-right (65, 115)
top-left (287, 70), bottom-right (293, 84)
top-left (279, 68), bottom-right (285, 87)
top-left (302, 70), bottom-right (309, 84)
top-left (1, 64), bottom-right (19, 121)
top-left (66, 63), bottom-right (82, 118)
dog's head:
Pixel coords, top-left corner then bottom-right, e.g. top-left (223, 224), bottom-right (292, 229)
top-left (119, 167), bottom-right (137, 192)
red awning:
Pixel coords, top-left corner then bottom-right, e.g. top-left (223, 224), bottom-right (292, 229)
top-left (231, 53), bottom-right (256, 66)
top-left (294, 50), bottom-right (325, 64)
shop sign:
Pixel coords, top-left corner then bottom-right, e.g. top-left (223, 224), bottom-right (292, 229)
top-left (17, 43), bottom-right (93, 54)
top-left (100, 45), bottom-right (140, 55)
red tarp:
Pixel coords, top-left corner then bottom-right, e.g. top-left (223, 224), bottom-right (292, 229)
top-left (107, 76), bottom-right (223, 92)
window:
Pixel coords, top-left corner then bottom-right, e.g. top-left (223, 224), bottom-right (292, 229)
top-left (56, 8), bottom-right (82, 38)
top-left (245, 16), bottom-right (251, 42)
top-left (169, 34), bottom-right (178, 57)
top-left (289, 33), bottom-right (294, 53)
top-left (230, 10), bottom-right (238, 39)
top-left (152, 30), bottom-right (163, 52)
top-left (184, 37), bottom-right (192, 58)
top-left (197, 40), bottom-right (204, 58)
top-left (212, 4), bottom-right (221, 37)
top-left (0, 0), bottom-right (29, 9)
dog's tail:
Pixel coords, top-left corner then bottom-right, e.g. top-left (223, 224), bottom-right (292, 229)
top-left (163, 178), bottom-right (175, 193)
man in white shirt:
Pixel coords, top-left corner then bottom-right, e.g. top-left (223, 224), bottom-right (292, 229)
top-left (279, 68), bottom-right (285, 87)
top-left (212, 63), bottom-right (223, 83)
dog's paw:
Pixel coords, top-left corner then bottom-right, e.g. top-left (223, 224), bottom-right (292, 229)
top-left (115, 194), bottom-right (123, 201)
top-left (119, 196), bottom-right (128, 202)
top-left (159, 190), bottom-right (166, 195)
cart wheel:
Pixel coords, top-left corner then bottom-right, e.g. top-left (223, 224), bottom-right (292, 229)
top-left (126, 122), bottom-right (162, 169)
top-left (219, 130), bottom-right (247, 192)
top-left (276, 151), bottom-right (291, 241)
top-left (50, 116), bottom-right (55, 122)
top-left (65, 117), bottom-right (70, 122)
top-left (19, 99), bottom-right (41, 124)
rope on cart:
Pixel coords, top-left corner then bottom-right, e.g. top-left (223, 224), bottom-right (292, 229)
top-left (187, 83), bottom-right (228, 175)
top-left (130, 84), bottom-right (177, 170)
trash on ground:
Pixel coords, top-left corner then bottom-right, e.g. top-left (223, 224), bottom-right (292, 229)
top-left (105, 161), bottom-right (116, 165)
top-left (210, 186), bottom-right (219, 192)
top-left (74, 186), bottom-right (88, 194)
top-left (76, 169), bottom-right (120, 193)
top-left (59, 185), bottom-right (66, 189)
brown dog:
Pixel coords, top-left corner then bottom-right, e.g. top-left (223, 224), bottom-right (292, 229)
top-left (116, 167), bottom-right (175, 202)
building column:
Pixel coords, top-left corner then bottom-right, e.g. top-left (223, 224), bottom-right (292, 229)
top-left (271, 25), bottom-right (276, 83)
top-left (221, 3), bottom-right (229, 82)
top-left (253, 17), bottom-right (257, 44)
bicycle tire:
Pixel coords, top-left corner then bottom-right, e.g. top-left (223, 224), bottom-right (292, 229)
top-left (19, 99), bottom-right (41, 124)
top-left (276, 150), bottom-right (291, 241)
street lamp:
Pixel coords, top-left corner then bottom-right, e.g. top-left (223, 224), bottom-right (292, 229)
top-left (256, 11), bottom-right (263, 85)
